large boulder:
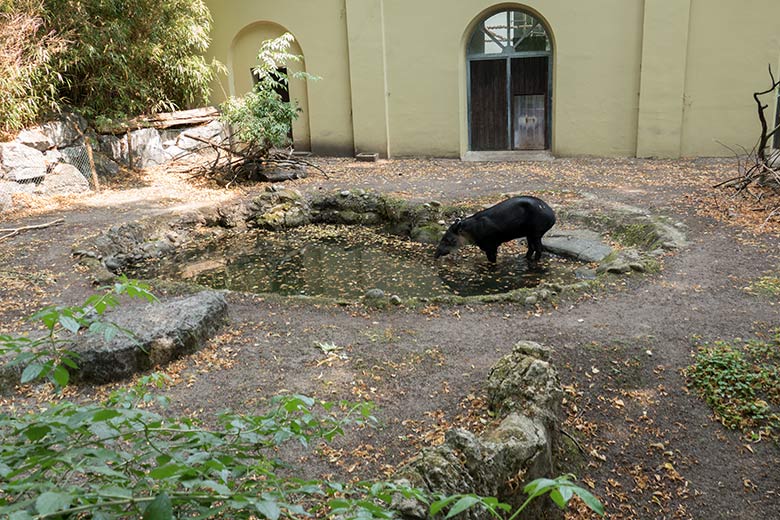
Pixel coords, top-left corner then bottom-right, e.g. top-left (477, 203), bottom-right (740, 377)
top-left (128, 128), bottom-right (167, 168)
top-left (249, 186), bottom-right (311, 230)
top-left (71, 291), bottom-right (228, 383)
top-left (16, 128), bottom-right (54, 151)
top-left (0, 180), bottom-right (36, 212)
top-left (97, 133), bottom-right (128, 164)
top-left (487, 340), bottom-right (562, 440)
top-left (174, 120), bottom-right (229, 150)
top-left (38, 163), bottom-right (91, 195)
top-left (40, 113), bottom-right (88, 148)
top-left (394, 341), bottom-right (563, 520)
top-left (92, 151), bottom-right (121, 177)
top-left (0, 142), bottom-right (46, 181)
top-left (542, 229), bottom-right (613, 262)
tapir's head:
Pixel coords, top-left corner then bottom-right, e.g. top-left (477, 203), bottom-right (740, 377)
top-left (434, 219), bottom-right (468, 259)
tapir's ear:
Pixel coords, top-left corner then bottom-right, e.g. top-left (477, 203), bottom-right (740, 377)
top-left (451, 218), bottom-right (462, 231)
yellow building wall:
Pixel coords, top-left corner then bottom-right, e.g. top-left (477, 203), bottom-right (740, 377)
top-left (636, 0), bottom-right (691, 158)
top-left (205, 0), bottom-right (780, 158)
top-left (681, 0), bottom-right (780, 157)
top-left (204, 0), bottom-right (354, 155)
top-left (377, 0), bottom-right (644, 157)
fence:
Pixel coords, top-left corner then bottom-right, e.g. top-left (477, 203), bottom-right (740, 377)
top-left (14, 139), bottom-right (100, 191)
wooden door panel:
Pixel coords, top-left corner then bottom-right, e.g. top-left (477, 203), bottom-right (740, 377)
top-left (470, 59), bottom-right (507, 151)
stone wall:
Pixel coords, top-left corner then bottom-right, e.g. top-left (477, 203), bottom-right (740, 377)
top-left (0, 111), bottom-right (229, 213)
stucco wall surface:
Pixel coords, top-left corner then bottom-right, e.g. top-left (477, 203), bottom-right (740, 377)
top-left (205, 0), bottom-right (780, 159)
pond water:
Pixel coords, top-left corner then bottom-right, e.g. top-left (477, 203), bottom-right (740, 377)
top-left (128, 225), bottom-right (579, 299)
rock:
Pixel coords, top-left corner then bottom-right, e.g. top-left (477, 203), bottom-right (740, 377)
top-left (0, 180), bottom-right (36, 212)
top-left (259, 166), bottom-right (307, 182)
top-left (486, 340), bottom-right (561, 424)
top-left (250, 190), bottom-right (312, 230)
top-left (364, 288), bottom-right (385, 300)
top-left (596, 248), bottom-right (645, 275)
top-left (77, 217), bottom-right (195, 273)
top-left (39, 163), bottom-right (91, 195)
top-left (393, 341), bottom-right (561, 519)
top-left (16, 128), bottom-right (53, 151)
top-left (163, 145), bottom-right (187, 161)
top-left (542, 228), bottom-right (613, 262)
top-left (629, 262), bottom-right (646, 272)
top-left (175, 120), bottom-right (229, 150)
top-left (92, 152), bottom-right (120, 177)
top-left (128, 128), bottom-right (167, 168)
top-left (43, 149), bottom-right (64, 168)
top-left (0, 142), bottom-right (46, 181)
top-left (575, 267), bottom-right (597, 280)
top-left (97, 134), bottom-right (128, 164)
top-left (40, 113), bottom-right (87, 148)
top-left (410, 223), bottom-right (445, 244)
top-left (389, 295), bottom-right (402, 305)
top-left (605, 262), bottom-right (630, 274)
top-left (524, 295), bottom-right (538, 306)
top-left (68, 291), bottom-right (228, 383)
top-left (217, 203), bottom-right (250, 228)
top-left (339, 190), bottom-right (350, 197)
top-left (79, 257), bottom-right (116, 285)
top-left (283, 205), bottom-right (310, 227)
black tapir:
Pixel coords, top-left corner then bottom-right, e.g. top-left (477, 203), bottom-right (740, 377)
top-left (434, 196), bottom-right (556, 263)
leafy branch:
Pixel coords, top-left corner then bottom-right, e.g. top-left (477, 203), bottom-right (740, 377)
top-left (0, 277), bottom-right (156, 388)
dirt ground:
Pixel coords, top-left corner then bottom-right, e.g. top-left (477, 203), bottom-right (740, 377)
top-left (1, 156), bottom-right (779, 519)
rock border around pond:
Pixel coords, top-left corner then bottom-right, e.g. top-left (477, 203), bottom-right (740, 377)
top-left (72, 187), bottom-right (687, 306)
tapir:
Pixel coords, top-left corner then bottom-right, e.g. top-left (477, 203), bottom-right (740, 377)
top-left (433, 196), bottom-right (556, 263)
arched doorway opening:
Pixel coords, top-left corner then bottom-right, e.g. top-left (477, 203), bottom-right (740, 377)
top-left (229, 22), bottom-right (311, 151)
top-left (467, 9), bottom-right (552, 151)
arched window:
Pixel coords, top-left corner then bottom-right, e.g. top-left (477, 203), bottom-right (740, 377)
top-left (467, 10), bottom-right (552, 151)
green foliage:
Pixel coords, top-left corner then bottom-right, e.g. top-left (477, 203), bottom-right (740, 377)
top-left (0, 0), bottom-right (65, 137)
top-left (0, 0), bottom-right (217, 135)
top-left (0, 286), bottom-right (603, 519)
top-left (44, 0), bottom-right (216, 120)
top-left (745, 274), bottom-right (780, 298)
top-left (0, 277), bottom-right (156, 389)
top-left (0, 394), bottom-right (379, 519)
top-left (0, 388), bottom-right (601, 519)
top-left (429, 475), bottom-right (604, 519)
top-left (220, 33), bottom-right (318, 153)
top-left (686, 331), bottom-right (780, 441)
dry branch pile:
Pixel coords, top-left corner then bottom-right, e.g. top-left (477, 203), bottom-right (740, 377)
top-left (715, 66), bottom-right (780, 227)
top-left (177, 133), bottom-right (327, 188)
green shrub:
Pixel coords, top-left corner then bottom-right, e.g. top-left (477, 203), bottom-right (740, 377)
top-left (0, 0), bottom-right (65, 137)
top-left (220, 33), bottom-right (317, 155)
top-left (685, 332), bottom-right (780, 441)
top-left (44, 0), bottom-right (216, 120)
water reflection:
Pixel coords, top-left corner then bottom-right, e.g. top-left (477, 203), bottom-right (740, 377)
top-left (128, 225), bottom-right (576, 299)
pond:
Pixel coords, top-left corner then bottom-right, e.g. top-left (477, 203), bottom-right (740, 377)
top-left (128, 225), bottom-right (580, 299)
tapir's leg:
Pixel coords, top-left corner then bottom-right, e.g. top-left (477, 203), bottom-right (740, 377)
top-left (482, 244), bottom-right (498, 263)
top-left (527, 236), bottom-right (543, 261)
